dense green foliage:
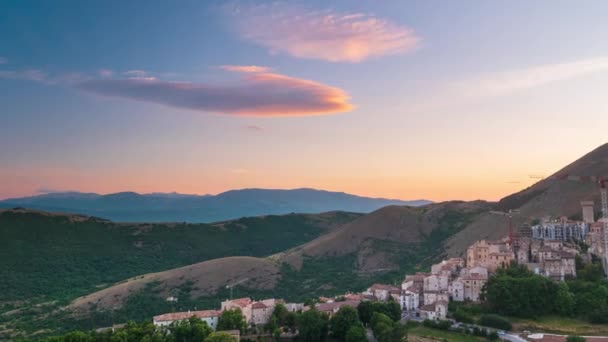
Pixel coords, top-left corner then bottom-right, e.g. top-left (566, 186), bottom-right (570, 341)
top-left (330, 306), bottom-right (361, 341)
top-left (477, 314), bottom-right (512, 331)
top-left (296, 309), bottom-right (330, 342)
top-left (483, 262), bottom-right (608, 323)
top-left (39, 318), bottom-right (218, 342)
top-left (566, 336), bottom-right (586, 342)
top-left (483, 264), bottom-right (570, 318)
top-left (370, 313), bottom-right (407, 342)
top-left (357, 301), bottom-right (401, 325)
top-left (0, 210), bottom-right (354, 302)
top-left (216, 309), bottom-right (246, 333)
top-left (344, 325), bottom-right (367, 342)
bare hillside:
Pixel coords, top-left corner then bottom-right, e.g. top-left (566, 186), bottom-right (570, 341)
top-left (70, 256), bottom-right (278, 312)
top-left (445, 142), bottom-right (608, 256)
top-left (279, 201), bottom-right (491, 271)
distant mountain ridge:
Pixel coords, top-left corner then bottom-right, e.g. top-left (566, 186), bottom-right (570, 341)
top-left (0, 188), bottom-right (431, 222)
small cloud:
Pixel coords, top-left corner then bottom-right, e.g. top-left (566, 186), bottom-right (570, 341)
top-left (220, 65), bottom-right (272, 73)
top-left (23, 69), bottom-right (48, 82)
top-left (229, 4), bottom-right (420, 62)
top-left (123, 70), bottom-right (147, 77)
top-left (77, 68), bottom-right (354, 117)
top-left (98, 69), bottom-right (114, 78)
top-left (0, 57), bottom-right (7, 64)
top-left (245, 125), bottom-right (264, 131)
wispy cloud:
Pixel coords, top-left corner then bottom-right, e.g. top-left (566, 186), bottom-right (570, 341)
top-left (0, 57), bottom-right (7, 64)
top-left (77, 67), bottom-right (353, 117)
top-left (0, 69), bottom-right (49, 83)
top-left (230, 4), bottom-right (420, 63)
top-left (220, 65), bottom-right (271, 73)
top-left (245, 125), bottom-right (264, 131)
top-left (98, 69), bottom-right (114, 78)
top-left (454, 57), bottom-right (608, 99)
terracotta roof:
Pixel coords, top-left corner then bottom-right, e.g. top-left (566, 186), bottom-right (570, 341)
top-left (344, 293), bottom-right (363, 300)
top-left (315, 300), bottom-right (360, 312)
top-left (404, 286), bottom-right (419, 294)
top-left (420, 304), bottom-right (436, 311)
top-left (228, 297), bottom-right (252, 307)
top-left (370, 284), bottom-right (400, 292)
top-left (154, 310), bottom-right (221, 322)
top-left (252, 302), bottom-right (268, 309)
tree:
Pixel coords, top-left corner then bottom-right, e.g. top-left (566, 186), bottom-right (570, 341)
top-left (59, 331), bottom-right (94, 342)
top-left (330, 306), bottom-right (360, 341)
top-left (271, 303), bottom-right (289, 326)
top-left (357, 301), bottom-right (374, 326)
top-left (285, 311), bottom-right (298, 332)
top-left (205, 332), bottom-right (238, 342)
top-left (169, 316), bottom-right (212, 342)
top-left (217, 309), bottom-right (246, 333)
top-left (388, 323), bottom-right (408, 342)
top-left (345, 325), bottom-right (367, 342)
top-left (297, 309), bottom-right (329, 342)
top-left (371, 313), bottom-right (395, 342)
top-left (555, 282), bottom-right (575, 316)
top-left (566, 336), bottom-right (586, 342)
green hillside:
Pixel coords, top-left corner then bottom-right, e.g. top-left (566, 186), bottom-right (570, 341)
top-left (0, 209), bottom-right (360, 304)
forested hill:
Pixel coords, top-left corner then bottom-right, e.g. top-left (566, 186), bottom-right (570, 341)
top-left (0, 208), bottom-right (360, 303)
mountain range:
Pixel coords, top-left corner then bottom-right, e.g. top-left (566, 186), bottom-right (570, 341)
top-left (0, 188), bottom-right (431, 223)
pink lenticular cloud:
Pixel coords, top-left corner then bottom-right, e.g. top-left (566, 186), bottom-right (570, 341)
top-left (231, 4), bottom-right (420, 63)
top-left (77, 67), bottom-right (354, 117)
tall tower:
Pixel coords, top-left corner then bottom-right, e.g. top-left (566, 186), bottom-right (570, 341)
top-left (581, 201), bottom-right (595, 223)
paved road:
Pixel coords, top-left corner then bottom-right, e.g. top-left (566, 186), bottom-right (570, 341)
top-left (366, 328), bottom-right (377, 342)
top-left (501, 333), bottom-right (527, 342)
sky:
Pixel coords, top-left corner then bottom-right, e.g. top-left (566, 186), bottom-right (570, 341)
top-left (1, 0), bottom-right (608, 201)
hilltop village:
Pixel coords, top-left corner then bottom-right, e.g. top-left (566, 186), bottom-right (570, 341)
top-left (150, 200), bottom-right (608, 336)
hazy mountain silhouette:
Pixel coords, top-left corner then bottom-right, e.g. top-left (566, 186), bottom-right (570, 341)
top-left (0, 188), bottom-right (430, 222)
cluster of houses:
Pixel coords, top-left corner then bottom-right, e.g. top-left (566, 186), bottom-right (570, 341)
top-left (153, 297), bottom-right (304, 332)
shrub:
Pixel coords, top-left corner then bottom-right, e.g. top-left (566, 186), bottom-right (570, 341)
top-left (566, 336), bottom-right (586, 342)
top-left (453, 308), bottom-right (474, 324)
top-left (477, 314), bottom-right (512, 331)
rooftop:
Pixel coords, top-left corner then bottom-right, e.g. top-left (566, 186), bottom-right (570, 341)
top-left (154, 310), bottom-right (221, 322)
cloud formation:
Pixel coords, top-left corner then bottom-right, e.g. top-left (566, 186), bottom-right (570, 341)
top-left (456, 57), bottom-right (608, 99)
top-left (231, 4), bottom-right (420, 62)
top-left (77, 67), bottom-right (353, 117)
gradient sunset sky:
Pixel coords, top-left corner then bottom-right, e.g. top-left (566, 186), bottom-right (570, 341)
top-left (1, 0), bottom-right (608, 201)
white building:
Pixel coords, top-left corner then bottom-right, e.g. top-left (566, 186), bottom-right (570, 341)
top-left (419, 301), bottom-right (447, 320)
top-left (400, 287), bottom-right (420, 311)
top-left (449, 279), bottom-right (464, 302)
top-left (153, 310), bottom-right (221, 330)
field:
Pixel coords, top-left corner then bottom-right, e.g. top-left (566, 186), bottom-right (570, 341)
top-left (511, 316), bottom-right (608, 336)
top-left (408, 326), bottom-right (487, 342)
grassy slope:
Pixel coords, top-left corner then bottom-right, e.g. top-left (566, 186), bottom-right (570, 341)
top-left (0, 209), bottom-right (360, 304)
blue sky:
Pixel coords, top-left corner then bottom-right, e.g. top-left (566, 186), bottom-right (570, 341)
top-left (2, 0), bottom-right (608, 200)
